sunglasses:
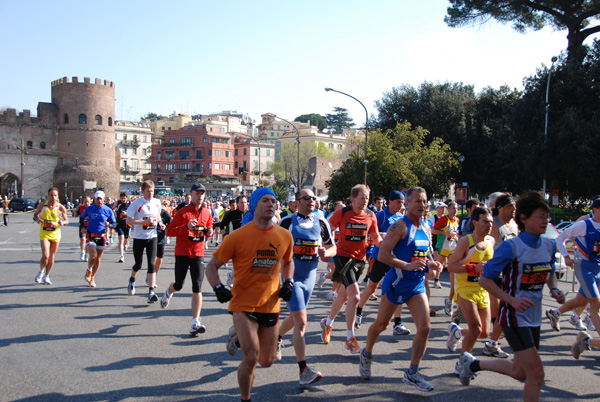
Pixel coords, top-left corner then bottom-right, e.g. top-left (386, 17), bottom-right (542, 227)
top-left (300, 195), bottom-right (317, 201)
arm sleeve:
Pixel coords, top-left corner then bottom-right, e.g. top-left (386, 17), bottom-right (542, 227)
top-left (319, 217), bottom-right (334, 245)
top-left (433, 216), bottom-right (447, 230)
top-left (556, 221), bottom-right (586, 257)
top-left (166, 209), bottom-right (185, 237)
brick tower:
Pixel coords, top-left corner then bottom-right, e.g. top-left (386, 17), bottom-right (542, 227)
top-left (51, 77), bottom-right (120, 199)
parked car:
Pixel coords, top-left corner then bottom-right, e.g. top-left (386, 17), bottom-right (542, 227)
top-left (541, 223), bottom-right (575, 280)
top-left (8, 198), bottom-right (36, 212)
top-left (554, 220), bottom-right (574, 232)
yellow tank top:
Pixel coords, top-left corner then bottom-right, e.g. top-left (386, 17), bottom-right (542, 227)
top-left (39, 202), bottom-right (61, 241)
top-left (455, 234), bottom-right (494, 291)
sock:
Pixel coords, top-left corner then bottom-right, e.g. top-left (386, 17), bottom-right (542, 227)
top-left (408, 364), bottom-right (419, 375)
top-left (193, 318), bottom-right (199, 325)
top-left (278, 335), bottom-right (282, 342)
top-left (298, 360), bottom-right (307, 372)
top-left (347, 330), bottom-right (355, 340)
top-left (470, 360), bottom-right (481, 373)
top-left (356, 307), bottom-right (363, 316)
top-left (394, 317), bottom-right (402, 327)
top-left (486, 339), bottom-right (497, 347)
top-left (165, 289), bottom-right (169, 297)
top-left (43, 274), bottom-right (49, 279)
top-left (326, 317), bottom-right (334, 327)
top-left (130, 277), bottom-right (135, 283)
top-left (434, 279), bottom-right (439, 283)
top-left (553, 308), bottom-right (561, 316)
top-left (572, 313), bottom-right (580, 319)
top-left (363, 349), bottom-right (372, 358)
top-left (491, 317), bottom-right (496, 325)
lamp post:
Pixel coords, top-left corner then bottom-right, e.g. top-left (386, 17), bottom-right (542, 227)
top-left (324, 87), bottom-right (368, 186)
top-left (542, 56), bottom-right (558, 198)
top-left (16, 137), bottom-right (27, 197)
top-left (271, 114), bottom-right (300, 189)
top-left (233, 132), bottom-right (261, 188)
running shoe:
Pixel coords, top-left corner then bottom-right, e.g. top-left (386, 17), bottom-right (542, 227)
top-left (125, 243), bottom-right (129, 251)
top-left (85, 270), bottom-right (92, 283)
top-left (145, 276), bottom-right (157, 289)
top-left (451, 305), bottom-right (464, 325)
top-left (84, 254), bottom-right (88, 262)
top-left (34, 271), bottom-right (44, 284)
top-left (359, 348), bottom-right (371, 379)
top-left (459, 352), bottom-right (476, 386)
top-left (429, 308), bottom-right (436, 317)
top-left (402, 370), bottom-right (434, 392)
top-left (326, 291), bottom-right (337, 301)
top-left (444, 297), bottom-right (452, 316)
top-left (118, 255), bottom-right (124, 263)
top-left (80, 251), bottom-right (85, 261)
top-left (227, 326), bottom-right (239, 355)
top-left (345, 337), bottom-right (361, 354)
top-left (147, 291), bottom-right (158, 303)
top-left (569, 314), bottom-right (587, 331)
top-left (393, 323), bottom-right (411, 336)
top-left (369, 294), bottom-right (379, 301)
top-left (355, 314), bottom-right (363, 329)
top-left (446, 323), bottom-right (462, 352)
top-left (275, 340), bottom-right (283, 362)
top-left (572, 331), bottom-right (591, 359)
top-left (160, 291), bottom-right (172, 309)
top-left (89, 277), bottom-right (96, 288)
top-left (42, 275), bottom-right (52, 285)
top-left (226, 271), bottom-right (234, 287)
top-left (546, 309), bottom-right (561, 331)
top-left (109, 237), bottom-right (113, 244)
top-left (127, 280), bottom-right (136, 296)
top-left (189, 322), bottom-right (206, 336)
top-left (299, 366), bottom-right (323, 386)
top-left (482, 342), bottom-right (509, 358)
top-left (584, 312), bottom-right (596, 331)
top-left (433, 280), bottom-right (442, 289)
top-left (320, 318), bottom-right (332, 344)
top-left (454, 360), bottom-right (462, 376)
top-left (316, 272), bottom-right (327, 289)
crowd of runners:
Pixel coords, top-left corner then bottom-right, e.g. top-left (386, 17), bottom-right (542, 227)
top-left (28, 182), bottom-right (600, 402)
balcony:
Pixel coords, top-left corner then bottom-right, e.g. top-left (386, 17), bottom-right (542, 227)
top-left (121, 166), bottom-right (140, 174)
top-left (162, 142), bottom-right (194, 147)
top-left (121, 139), bottom-right (140, 147)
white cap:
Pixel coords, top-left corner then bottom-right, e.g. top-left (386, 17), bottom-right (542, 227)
top-left (94, 190), bottom-right (106, 199)
top-left (435, 201), bottom-right (447, 208)
top-left (288, 196), bottom-right (296, 203)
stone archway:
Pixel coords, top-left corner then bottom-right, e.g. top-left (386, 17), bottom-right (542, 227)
top-left (0, 172), bottom-right (19, 198)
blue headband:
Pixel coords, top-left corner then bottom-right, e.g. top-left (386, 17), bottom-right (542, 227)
top-left (241, 187), bottom-right (277, 226)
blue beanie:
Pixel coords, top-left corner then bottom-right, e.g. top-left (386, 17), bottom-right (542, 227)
top-left (241, 188), bottom-right (277, 226)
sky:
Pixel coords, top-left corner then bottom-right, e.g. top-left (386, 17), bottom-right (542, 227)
top-left (1, 0), bottom-right (596, 127)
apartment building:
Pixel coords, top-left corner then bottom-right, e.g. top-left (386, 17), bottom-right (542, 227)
top-left (114, 121), bottom-right (153, 182)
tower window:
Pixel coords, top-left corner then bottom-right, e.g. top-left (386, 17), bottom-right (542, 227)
top-left (95, 115), bottom-right (102, 125)
top-left (40, 142), bottom-right (46, 149)
top-left (63, 114), bottom-right (69, 124)
top-left (26, 141), bottom-right (33, 149)
top-left (108, 117), bottom-right (113, 126)
top-left (79, 114), bottom-right (87, 124)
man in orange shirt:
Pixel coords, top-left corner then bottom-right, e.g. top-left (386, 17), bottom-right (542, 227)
top-left (320, 184), bottom-right (382, 353)
top-left (205, 188), bottom-right (294, 402)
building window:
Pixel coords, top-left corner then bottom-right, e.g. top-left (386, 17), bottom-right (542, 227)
top-left (79, 114), bottom-right (87, 124)
top-left (122, 147), bottom-right (127, 155)
top-left (254, 161), bottom-right (258, 169)
top-left (203, 137), bottom-right (208, 143)
top-left (182, 137), bottom-right (192, 144)
top-left (63, 114), bottom-right (69, 124)
top-left (266, 150), bottom-right (270, 157)
top-left (329, 143), bottom-right (333, 149)
top-left (338, 144), bottom-right (343, 150)
top-left (169, 138), bottom-right (175, 143)
top-left (243, 148), bottom-right (247, 155)
top-left (211, 138), bottom-right (218, 143)
top-left (271, 132), bottom-right (274, 137)
top-left (196, 163), bottom-right (203, 173)
top-left (243, 161), bottom-right (247, 168)
top-left (123, 134), bottom-right (127, 140)
top-left (95, 115), bottom-right (102, 125)
top-left (225, 151), bottom-right (231, 157)
top-left (180, 163), bottom-right (189, 170)
top-left (26, 141), bottom-right (33, 149)
top-left (215, 163), bottom-right (220, 169)
top-left (208, 150), bottom-right (212, 156)
top-left (108, 117), bottom-right (113, 126)
top-left (179, 150), bottom-right (189, 159)
top-left (225, 164), bottom-right (231, 170)
top-left (165, 151), bottom-right (175, 160)
top-left (196, 150), bottom-right (203, 159)
top-left (255, 149), bottom-right (258, 156)
top-left (40, 142), bottom-right (46, 149)
top-left (215, 150), bottom-right (221, 157)
top-left (132, 148), bottom-right (137, 155)
top-left (208, 163), bottom-right (212, 169)
top-left (157, 152), bottom-right (161, 160)
top-left (235, 149), bottom-right (238, 156)
top-left (67, 141), bottom-right (71, 147)
top-left (143, 136), bottom-right (147, 142)
top-left (235, 161), bottom-right (238, 168)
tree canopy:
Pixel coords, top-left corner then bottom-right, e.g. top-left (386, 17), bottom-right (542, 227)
top-left (325, 107), bottom-right (355, 134)
top-left (445, 0), bottom-right (600, 63)
top-left (140, 112), bottom-right (165, 121)
top-left (294, 113), bottom-right (328, 131)
top-left (272, 141), bottom-right (336, 189)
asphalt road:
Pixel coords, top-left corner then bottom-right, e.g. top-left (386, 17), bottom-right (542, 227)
top-left (1, 212), bottom-right (599, 402)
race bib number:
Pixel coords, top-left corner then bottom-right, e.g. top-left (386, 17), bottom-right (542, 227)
top-left (42, 220), bottom-right (57, 231)
top-left (143, 217), bottom-right (156, 230)
top-left (411, 249), bottom-right (427, 262)
top-left (293, 238), bottom-right (318, 261)
top-left (188, 226), bottom-right (206, 242)
top-left (334, 229), bottom-right (339, 242)
top-left (345, 223), bottom-right (367, 242)
top-left (593, 240), bottom-right (600, 256)
top-left (120, 211), bottom-right (127, 218)
top-left (520, 262), bottom-right (551, 291)
top-left (467, 270), bottom-right (482, 282)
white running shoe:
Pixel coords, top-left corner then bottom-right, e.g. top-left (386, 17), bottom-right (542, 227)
top-left (189, 322), bottom-right (206, 336)
top-left (34, 270), bottom-right (44, 284)
top-left (42, 275), bottom-right (52, 285)
top-left (393, 323), bottom-right (411, 336)
top-left (433, 280), bottom-right (442, 289)
top-left (275, 340), bottom-right (283, 362)
top-left (444, 297), bottom-right (453, 316)
top-left (127, 281), bottom-right (136, 296)
top-left (459, 352), bottom-right (477, 386)
top-left (326, 291), bottom-right (337, 301)
top-left (355, 314), bottom-right (363, 329)
top-left (546, 309), bottom-right (561, 331)
top-left (572, 331), bottom-right (591, 359)
top-left (299, 366), bottom-right (323, 386)
top-left (446, 323), bottom-right (462, 352)
top-left (160, 291), bottom-right (172, 309)
top-left (569, 314), bottom-right (587, 331)
top-left (402, 370), bottom-right (434, 392)
top-left (584, 312), bottom-right (596, 331)
top-left (359, 348), bottom-right (371, 379)
top-left (80, 251), bottom-right (85, 261)
top-left (118, 255), bottom-right (124, 263)
top-left (84, 254), bottom-right (88, 262)
top-left (316, 272), bottom-right (327, 289)
top-left (227, 326), bottom-right (239, 355)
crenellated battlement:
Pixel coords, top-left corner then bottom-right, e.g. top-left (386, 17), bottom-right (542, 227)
top-left (0, 108), bottom-right (39, 124)
top-left (51, 76), bottom-right (114, 88)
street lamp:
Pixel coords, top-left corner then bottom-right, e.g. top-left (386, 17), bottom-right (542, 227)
top-left (16, 137), bottom-right (27, 197)
top-left (271, 114), bottom-right (300, 189)
top-left (324, 87), bottom-right (368, 186)
top-left (542, 56), bottom-right (558, 198)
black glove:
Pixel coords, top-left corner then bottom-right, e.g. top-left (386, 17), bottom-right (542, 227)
top-left (214, 283), bottom-right (232, 303)
top-left (278, 279), bottom-right (295, 302)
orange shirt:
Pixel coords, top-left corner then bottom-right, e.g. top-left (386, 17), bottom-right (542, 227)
top-left (213, 222), bottom-right (293, 314)
top-left (329, 206), bottom-right (379, 260)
